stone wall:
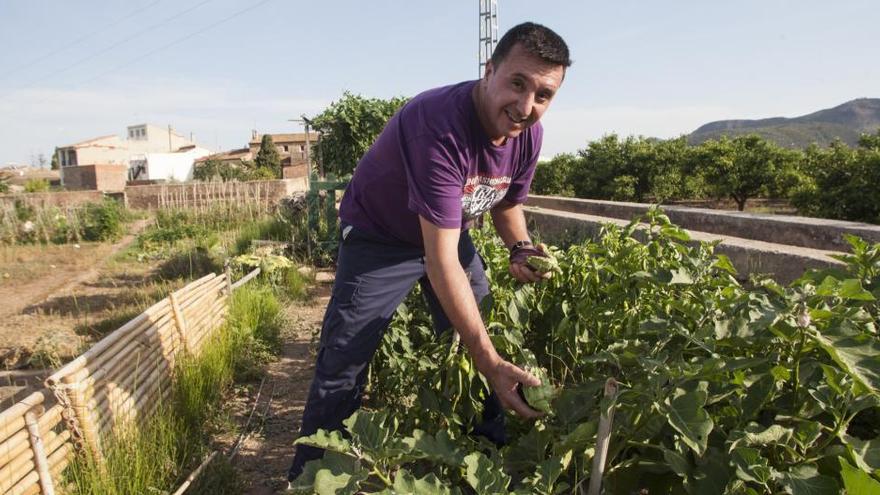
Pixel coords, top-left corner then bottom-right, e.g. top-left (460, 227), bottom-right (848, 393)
top-left (526, 195), bottom-right (880, 252)
top-left (523, 207), bottom-right (843, 285)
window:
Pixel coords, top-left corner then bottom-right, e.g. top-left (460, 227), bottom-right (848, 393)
top-left (283, 145), bottom-right (289, 152)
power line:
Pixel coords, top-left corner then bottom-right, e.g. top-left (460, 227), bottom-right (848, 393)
top-left (0, 0), bottom-right (162, 82)
top-left (0, 0), bottom-right (274, 106)
top-left (9, 0), bottom-right (216, 91)
top-left (73, 0), bottom-right (275, 89)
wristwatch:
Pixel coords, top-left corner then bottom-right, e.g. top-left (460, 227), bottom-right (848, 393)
top-left (509, 240), bottom-right (533, 252)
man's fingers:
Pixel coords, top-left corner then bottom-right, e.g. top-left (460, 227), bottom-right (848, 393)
top-left (500, 389), bottom-right (542, 419)
top-left (516, 366), bottom-right (541, 387)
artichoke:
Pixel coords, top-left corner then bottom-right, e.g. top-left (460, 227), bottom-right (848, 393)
top-left (526, 247), bottom-right (560, 274)
top-left (520, 366), bottom-right (557, 414)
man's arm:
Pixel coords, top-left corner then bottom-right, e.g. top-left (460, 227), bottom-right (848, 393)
top-left (490, 200), bottom-right (548, 283)
top-left (419, 215), bottom-right (540, 419)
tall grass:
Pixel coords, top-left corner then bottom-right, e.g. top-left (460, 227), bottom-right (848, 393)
top-left (64, 282), bottom-right (283, 494)
top-left (0, 198), bottom-right (128, 245)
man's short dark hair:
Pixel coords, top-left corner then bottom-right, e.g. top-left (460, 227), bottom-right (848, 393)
top-left (491, 22), bottom-right (572, 69)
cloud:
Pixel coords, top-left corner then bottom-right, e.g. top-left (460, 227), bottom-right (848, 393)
top-left (538, 104), bottom-right (734, 156)
top-left (0, 77), bottom-right (328, 164)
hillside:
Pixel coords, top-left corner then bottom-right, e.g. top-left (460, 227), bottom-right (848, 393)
top-left (688, 98), bottom-right (880, 148)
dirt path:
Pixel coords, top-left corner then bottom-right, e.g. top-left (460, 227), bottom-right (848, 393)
top-left (0, 217), bottom-right (151, 321)
top-left (222, 273), bottom-right (332, 494)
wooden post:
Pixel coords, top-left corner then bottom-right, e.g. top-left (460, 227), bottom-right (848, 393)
top-left (587, 378), bottom-right (619, 495)
top-left (224, 260), bottom-right (233, 296)
top-left (24, 408), bottom-right (55, 495)
top-left (169, 292), bottom-right (190, 354)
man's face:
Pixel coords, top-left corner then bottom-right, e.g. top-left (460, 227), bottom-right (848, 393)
top-left (477, 43), bottom-right (565, 144)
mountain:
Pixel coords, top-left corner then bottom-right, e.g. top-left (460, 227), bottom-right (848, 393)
top-left (687, 98), bottom-right (880, 148)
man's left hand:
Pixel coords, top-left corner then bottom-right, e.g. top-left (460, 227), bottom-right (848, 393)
top-left (509, 243), bottom-right (552, 283)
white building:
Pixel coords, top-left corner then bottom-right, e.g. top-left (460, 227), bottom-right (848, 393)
top-left (55, 124), bottom-right (210, 188)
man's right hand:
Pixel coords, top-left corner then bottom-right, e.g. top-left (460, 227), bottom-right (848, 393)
top-left (480, 358), bottom-right (543, 419)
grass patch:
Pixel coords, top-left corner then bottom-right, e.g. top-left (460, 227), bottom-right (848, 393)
top-left (65, 281), bottom-right (284, 494)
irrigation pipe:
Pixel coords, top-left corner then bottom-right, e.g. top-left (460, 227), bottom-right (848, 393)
top-left (230, 379), bottom-right (276, 462)
top-left (228, 377), bottom-right (266, 461)
top-left (172, 377), bottom-right (267, 494)
top-left (171, 451), bottom-right (218, 495)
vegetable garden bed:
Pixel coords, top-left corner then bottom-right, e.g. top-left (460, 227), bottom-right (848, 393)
top-left (292, 209), bottom-right (880, 494)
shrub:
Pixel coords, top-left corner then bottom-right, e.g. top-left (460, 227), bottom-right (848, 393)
top-left (23, 178), bottom-right (50, 193)
top-left (82, 199), bottom-right (125, 241)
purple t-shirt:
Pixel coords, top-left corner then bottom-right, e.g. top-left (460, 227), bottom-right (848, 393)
top-left (339, 80), bottom-right (542, 247)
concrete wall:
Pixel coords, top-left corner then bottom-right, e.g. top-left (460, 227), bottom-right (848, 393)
top-left (124, 178), bottom-right (309, 210)
top-left (523, 207), bottom-right (843, 285)
top-left (143, 148), bottom-right (212, 181)
top-left (526, 195), bottom-right (880, 252)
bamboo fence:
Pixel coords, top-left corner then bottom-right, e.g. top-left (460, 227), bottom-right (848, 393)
top-left (0, 267), bottom-right (258, 494)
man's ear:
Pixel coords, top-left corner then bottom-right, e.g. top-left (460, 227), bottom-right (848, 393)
top-left (483, 60), bottom-right (494, 80)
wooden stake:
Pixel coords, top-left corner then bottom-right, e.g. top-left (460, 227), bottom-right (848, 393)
top-left (23, 410), bottom-right (54, 495)
top-left (587, 378), bottom-right (619, 495)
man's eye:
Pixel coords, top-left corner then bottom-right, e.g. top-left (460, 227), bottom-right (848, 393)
top-left (512, 80), bottom-right (523, 90)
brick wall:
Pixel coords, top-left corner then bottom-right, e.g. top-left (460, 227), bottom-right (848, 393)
top-left (282, 164), bottom-right (309, 179)
top-left (61, 164), bottom-right (127, 191)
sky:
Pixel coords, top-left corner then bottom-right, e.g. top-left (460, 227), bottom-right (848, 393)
top-left (0, 0), bottom-right (877, 166)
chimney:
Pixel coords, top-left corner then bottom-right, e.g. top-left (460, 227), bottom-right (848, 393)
top-left (252, 129), bottom-right (258, 140)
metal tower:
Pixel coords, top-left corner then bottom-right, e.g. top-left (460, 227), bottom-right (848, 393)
top-left (478, 0), bottom-right (498, 77)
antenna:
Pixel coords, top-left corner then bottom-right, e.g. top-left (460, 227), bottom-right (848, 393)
top-left (478, 0), bottom-right (499, 78)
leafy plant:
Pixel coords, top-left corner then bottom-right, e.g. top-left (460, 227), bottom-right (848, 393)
top-left (23, 178), bottom-right (50, 193)
top-left (294, 208), bottom-right (880, 493)
top-left (310, 91), bottom-right (409, 176)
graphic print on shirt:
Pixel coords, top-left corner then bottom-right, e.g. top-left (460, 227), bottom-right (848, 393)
top-left (461, 175), bottom-right (512, 220)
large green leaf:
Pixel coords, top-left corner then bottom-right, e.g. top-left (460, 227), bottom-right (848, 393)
top-left (464, 452), bottom-right (510, 494)
top-left (294, 429), bottom-right (351, 454)
top-left (392, 469), bottom-right (455, 495)
top-left (777, 465), bottom-right (839, 495)
top-left (842, 434), bottom-right (880, 474)
top-left (523, 451), bottom-right (573, 495)
top-left (810, 325), bottom-right (880, 395)
top-left (553, 420), bottom-right (597, 456)
top-left (731, 447), bottom-right (774, 485)
top-left (289, 453), bottom-right (364, 495)
top-left (684, 447), bottom-right (731, 495)
top-left (402, 429), bottom-right (463, 467)
top-left (839, 457), bottom-right (880, 494)
top-left (661, 382), bottom-right (715, 455)
top-left (729, 424), bottom-right (795, 451)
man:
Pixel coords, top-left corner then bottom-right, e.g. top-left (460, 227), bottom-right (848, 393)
top-left (288, 22), bottom-right (571, 481)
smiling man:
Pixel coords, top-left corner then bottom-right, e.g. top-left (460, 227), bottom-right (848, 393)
top-left (288, 22), bottom-right (570, 482)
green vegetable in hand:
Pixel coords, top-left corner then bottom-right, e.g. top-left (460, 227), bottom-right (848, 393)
top-left (520, 366), bottom-right (557, 414)
top-left (526, 249), bottom-right (559, 274)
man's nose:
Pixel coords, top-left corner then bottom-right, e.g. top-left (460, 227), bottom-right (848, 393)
top-left (515, 93), bottom-right (534, 119)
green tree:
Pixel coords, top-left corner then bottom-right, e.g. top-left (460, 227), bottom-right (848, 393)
top-left (50, 152), bottom-right (59, 171)
top-left (791, 138), bottom-right (880, 223)
top-left (253, 134), bottom-right (282, 178)
top-left (310, 91), bottom-right (409, 176)
top-left (193, 158), bottom-right (249, 182)
top-left (531, 153), bottom-right (579, 197)
top-left (697, 135), bottom-right (792, 211)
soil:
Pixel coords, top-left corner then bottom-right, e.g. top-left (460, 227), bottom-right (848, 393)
top-left (0, 218), bottom-right (155, 369)
top-left (214, 272), bottom-right (332, 494)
